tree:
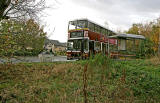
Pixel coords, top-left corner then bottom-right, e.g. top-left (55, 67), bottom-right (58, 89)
top-left (0, 32), bottom-right (18, 58)
top-left (126, 18), bottom-right (160, 56)
top-left (0, 19), bottom-right (46, 57)
top-left (127, 24), bottom-right (141, 35)
top-left (21, 19), bottom-right (46, 52)
top-left (0, 0), bottom-right (47, 20)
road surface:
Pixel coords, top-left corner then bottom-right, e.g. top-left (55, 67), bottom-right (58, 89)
top-left (0, 56), bottom-right (76, 63)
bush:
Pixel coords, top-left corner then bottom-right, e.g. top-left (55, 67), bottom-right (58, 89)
top-left (14, 49), bottom-right (43, 56)
top-left (136, 38), bottom-right (155, 58)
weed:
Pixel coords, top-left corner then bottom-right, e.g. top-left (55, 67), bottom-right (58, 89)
top-left (0, 55), bottom-right (160, 102)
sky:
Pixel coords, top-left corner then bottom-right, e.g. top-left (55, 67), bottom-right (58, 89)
top-left (41, 0), bottom-right (160, 42)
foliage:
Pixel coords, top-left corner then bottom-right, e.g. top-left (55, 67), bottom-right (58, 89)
top-left (136, 38), bottom-right (155, 58)
top-left (127, 18), bottom-right (160, 56)
top-left (0, 19), bottom-right (46, 57)
top-left (88, 53), bottom-right (112, 68)
top-left (127, 24), bottom-right (141, 35)
top-left (113, 60), bottom-right (160, 102)
top-left (0, 34), bottom-right (18, 57)
top-left (14, 49), bottom-right (43, 56)
top-left (0, 55), bottom-right (160, 102)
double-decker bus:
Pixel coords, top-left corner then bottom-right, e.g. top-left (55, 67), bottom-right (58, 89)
top-left (66, 19), bottom-right (117, 60)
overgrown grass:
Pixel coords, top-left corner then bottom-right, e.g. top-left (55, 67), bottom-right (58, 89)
top-left (148, 55), bottom-right (160, 66)
top-left (0, 55), bottom-right (160, 103)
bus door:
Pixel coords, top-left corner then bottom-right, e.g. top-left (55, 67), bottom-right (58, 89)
top-left (89, 41), bottom-right (94, 56)
top-left (102, 43), bottom-right (106, 54)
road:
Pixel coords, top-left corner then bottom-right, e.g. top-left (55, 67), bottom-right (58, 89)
top-left (0, 56), bottom-right (76, 63)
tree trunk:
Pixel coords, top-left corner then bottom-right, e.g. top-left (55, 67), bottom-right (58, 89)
top-left (0, 0), bottom-right (11, 19)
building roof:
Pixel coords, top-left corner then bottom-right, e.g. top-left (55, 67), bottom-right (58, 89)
top-left (109, 33), bottom-right (145, 39)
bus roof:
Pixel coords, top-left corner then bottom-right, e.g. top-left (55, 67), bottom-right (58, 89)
top-left (69, 18), bottom-right (117, 35)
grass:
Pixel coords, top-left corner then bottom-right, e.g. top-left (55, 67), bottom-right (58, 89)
top-left (148, 55), bottom-right (160, 65)
top-left (0, 55), bottom-right (160, 103)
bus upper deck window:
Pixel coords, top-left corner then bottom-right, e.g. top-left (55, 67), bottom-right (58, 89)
top-left (89, 22), bottom-right (94, 32)
top-left (77, 20), bottom-right (87, 29)
top-left (69, 21), bottom-right (77, 30)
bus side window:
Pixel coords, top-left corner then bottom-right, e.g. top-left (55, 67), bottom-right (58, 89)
top-left (95, 25), bottom-right (98, 33)
top-left (102, 28), bottom-right (105, 35)
top-left (105, 29), bottom-right (108, 36)
top-left (97, 26), bottom-right (100, 34)
top-left (89, 22), bottom-right (94, 32)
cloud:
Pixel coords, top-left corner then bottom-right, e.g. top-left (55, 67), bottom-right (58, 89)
top-left (43, 0), bottom-right (160, 42)
top-left (70, 0), bottom-right (160, 13)
top-left (126, 0), bottom-right (160, 13)
top-left (69, 0), bottom-right (160, 29)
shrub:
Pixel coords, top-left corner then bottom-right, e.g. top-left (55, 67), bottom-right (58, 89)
top-left (136, 38), bottom-right (155, 58)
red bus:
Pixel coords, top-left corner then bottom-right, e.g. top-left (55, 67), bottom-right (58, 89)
top-left (66, 19), bottom-right (117, 60)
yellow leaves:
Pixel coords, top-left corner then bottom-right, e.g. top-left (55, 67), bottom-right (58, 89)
top-left (127, 24), bottom-right (141, 35)
top-left (152, 34), bottom-right (159, 43)
top-left (127, 19), bottom-right (160, 53)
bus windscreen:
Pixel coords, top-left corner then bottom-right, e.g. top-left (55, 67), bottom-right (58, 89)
top-left (67, 39), bottom-right (89, 51)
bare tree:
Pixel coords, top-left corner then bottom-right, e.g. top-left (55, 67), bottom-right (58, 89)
top-left (0, 0), bottom-right (47, 20)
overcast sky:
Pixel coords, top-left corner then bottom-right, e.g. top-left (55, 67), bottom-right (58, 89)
top-left (42, 0), bottom-right (160, 42)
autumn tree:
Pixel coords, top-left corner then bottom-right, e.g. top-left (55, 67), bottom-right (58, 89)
top-left (127, 24), bottom-right (141, 35)
top-left (127, 18), bottom-right (160, 57)
top-left (0, 19), bottom-right (46, 57)
top-left (15, 19), bottom-right (46, 52)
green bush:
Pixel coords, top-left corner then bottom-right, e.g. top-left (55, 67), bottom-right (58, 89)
top-left (14, 49), bottom-right (43, 56)
top-left (136, 38), bottom-right (155, 58)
